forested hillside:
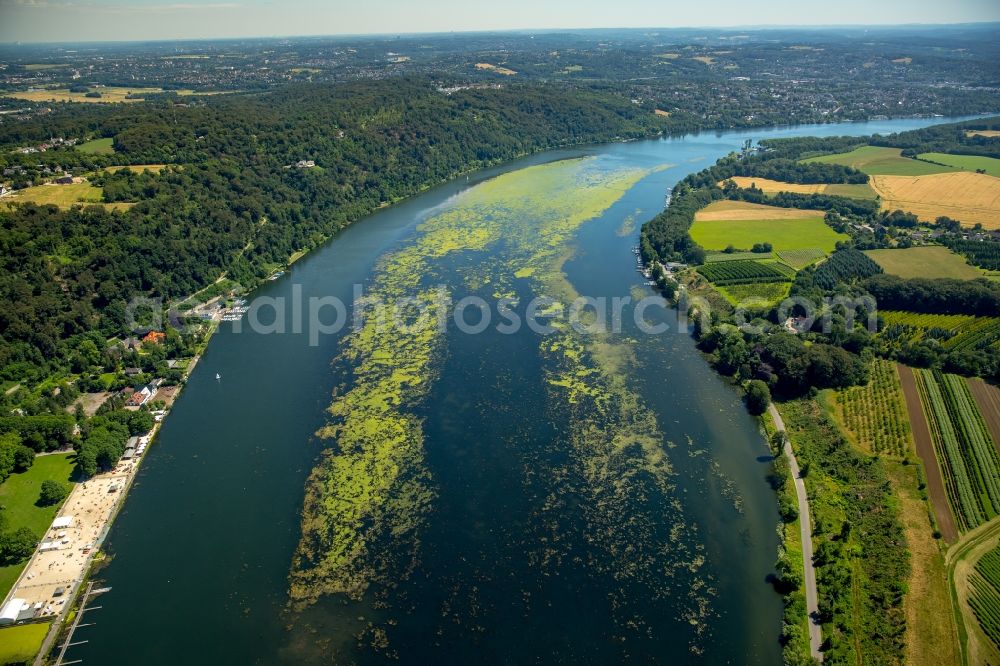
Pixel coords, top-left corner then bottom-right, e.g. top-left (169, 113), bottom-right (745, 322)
top-left (0, 79), bottom-right (667, 385)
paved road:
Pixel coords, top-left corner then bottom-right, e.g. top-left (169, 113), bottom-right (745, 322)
top-left (769, 403), bottom-right (823, 662)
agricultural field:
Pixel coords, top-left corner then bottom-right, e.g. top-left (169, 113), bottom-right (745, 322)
top-left (968, 378), bottom-right (1000, 452)
top-left (803, 145), bottom-right (957, 176)
top-left (691, 201), bottom-right (848, 252)
top-left (970, 544), bottom-right (1000, 650)
top-left (1, 181), bottom-right (132, 211)
top-left (696, 259), bottom-right (789, 285)
top-left (704, 250), bottom-right (773, 262)
top-left (2, 86), bottom-right (213, 104)
top-left (880, 310), bottom-right (979, 335)
top-left (966, 130), bottom-right (1000, 138)
top-left (75, 137), bottom-right (115, 154)
top-left (918, 153), bottom-right (1000, 178)
top-left (716, 281), bottom-right (791, 306)
top-left (939, 318), bottom-right (1000, 353)
top-left (775, 248), bottom-right (826, 269)
top-left (724, 176), bottom-right (877, 199)
top-left (102, 164), bottom-right (167, 174)
top-left (693, 199), bottom-right (825, 221)
top-left (869, 172), bottom-right (1000, 229)
top-left (832, 359), bottom-right (912, 456)
top-left (915, 369), bottom-right (1000, 532)
top-left (474, 63), bottom-right (517, 75)
top-left (865, 246), bottom-right (984, 280)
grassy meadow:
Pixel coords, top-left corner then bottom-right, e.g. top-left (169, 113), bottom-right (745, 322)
top-left (691, 216), bottom-right (847, 253)
top-left (804, 146), bottom-right (957, 176)
top-left (0, 623), bottom-right (51, 665)
top-left (917, 152), bottom-right (1000, 178)
top-left (864, 246), bottom-right (983, 280)
top-left (2, 181), bottom-right (133, 211)
top-left (75, 137), bottom-right (115, 155)
top-left (0, 453), bottom-right (76, 598)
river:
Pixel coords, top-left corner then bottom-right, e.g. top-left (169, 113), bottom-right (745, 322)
top-left (69, 116), bottom-right (977, 665)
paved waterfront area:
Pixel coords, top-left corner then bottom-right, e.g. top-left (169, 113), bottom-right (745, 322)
top-left (2, 456), bottom-right (142, 620)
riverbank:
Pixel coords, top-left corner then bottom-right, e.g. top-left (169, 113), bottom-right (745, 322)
top-left (0, 325), bottom-right (214, 664)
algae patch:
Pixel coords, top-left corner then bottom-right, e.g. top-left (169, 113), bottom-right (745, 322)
top-left (289, 156), bottom-right (711, 653)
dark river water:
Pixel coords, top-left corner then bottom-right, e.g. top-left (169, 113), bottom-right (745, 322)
top-left (69, 116), bottom-right (975, 665)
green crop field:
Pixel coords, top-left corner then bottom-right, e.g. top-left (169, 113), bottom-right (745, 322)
top-left (0, 623), bottom-right (51, 664)
top-left (776, 248), bottom-right (825, 269)
top-left (834, 359), bottom-right (912, 456)
top-left (803, 145), bottom-right (957, 176)
top-left (865, 246), bottom-right (983, 280)
top-left (690, 217), bottom-right (848, 253)
top-left (970, 544), bottom-right (1000, 648)
top-left (915, 369), bottom-right (1000, 531)
top-left (704, 251), bottom-right (773, 262)
top-left (696, 259), bottom-right (789, 285)
top-left (717, 281), bottom-right (792, 306)
top-left (880, 312), bottom-right (976, 329)
top-left (880, 311), bottom-right (1000, 354)
top-left (0, 453), bottom-right (75, 598)
top-left (822, 182), bottom-right (879, 199)
top-left (917, 152), bottom-right (1000, 178)
top-left (76, 137), bottom-right (115, 154)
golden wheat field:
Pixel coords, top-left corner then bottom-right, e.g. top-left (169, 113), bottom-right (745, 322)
top-left (693, 199), bottom-right (825, 221)
top-left (966, 130), bottom-right (1000, 138)
top-left (726, 177), bottom-right (827, 194)
top-left (723, 176), bottom-right (877, 199)
top-left (870, 172), bottom-right (1000, 229)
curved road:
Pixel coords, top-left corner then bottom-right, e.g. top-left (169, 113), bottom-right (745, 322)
top-left (769, 403), bottom-right (823, 662)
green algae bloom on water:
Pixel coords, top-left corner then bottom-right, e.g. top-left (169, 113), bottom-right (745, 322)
top-left (289, 157), bottom-right (711, 654)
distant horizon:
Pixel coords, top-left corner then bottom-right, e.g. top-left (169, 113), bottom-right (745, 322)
top-left (1, 20), bottom-right (999, 47)
top-left (1, 0), bottom-right (998, 45)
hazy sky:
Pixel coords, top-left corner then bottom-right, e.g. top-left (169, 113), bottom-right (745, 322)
top-left (1, 0), bottom-right (999, 43)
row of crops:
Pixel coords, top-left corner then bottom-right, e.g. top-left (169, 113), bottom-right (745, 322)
top-left (970, 545), bottom-right (1000, 649)
top-left (697, 259), bottom-right (791, 285)
top-left (775, 248), bottom-right (825, 270)
top-left (878, 311), bottom-right (1000, 351)
top-left (836, 360), bottom-right (911, 456)
top-left (946, 237), bottom-right (1000, 271)
top-left (916, 369), bottom-right (1000, 531)
top-left (944, 318), bottom-right (1000, 353)
top-left (880, 311), bottom-right (977, 331)
top-left (811, 248), bottom-right (882, 290)
top-left (704, 251), bottom-right (773, 263)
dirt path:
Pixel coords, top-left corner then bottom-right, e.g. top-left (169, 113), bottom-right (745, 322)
top-left (898, 365), bottom-right (959, 542)
top-left (946, 515), bottom-right (1000, 666)
top-left (769, 403), bottom-right (823, 662)
top-left (967, 377), bottom-right (1000, 457)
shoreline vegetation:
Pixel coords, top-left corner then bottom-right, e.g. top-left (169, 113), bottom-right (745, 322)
top-left (639, 115), bottom-right (1000, 663)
